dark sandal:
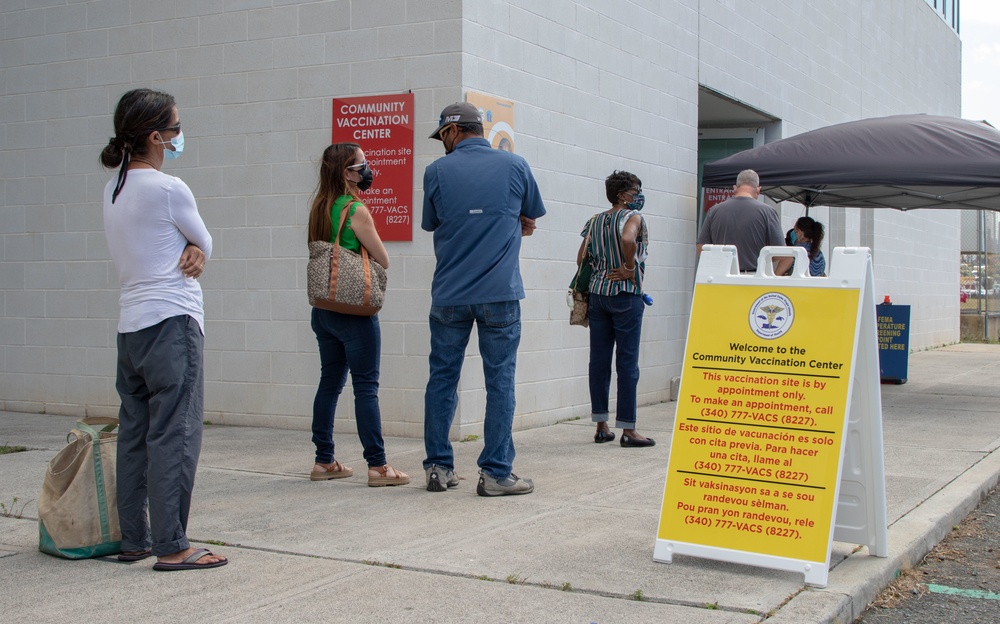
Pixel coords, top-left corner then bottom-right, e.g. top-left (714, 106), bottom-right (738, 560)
top-left (594, 430), bottom-right (616, 443)
top-left (118, 549), bottom-right (152, 562)
top-left (620, 434), bottom-right (656, 447)
top-left (152, 548), bottom-right (228, 571)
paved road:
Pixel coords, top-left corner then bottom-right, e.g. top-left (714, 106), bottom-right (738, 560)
top-left (857, 484), bottom-right (1000, 623)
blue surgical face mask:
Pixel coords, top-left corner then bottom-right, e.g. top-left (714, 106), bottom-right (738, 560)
top-left (790, 230), bottom-right (798, 244)
top-left (626, 192), bottom-right (645, 211)
top-left (159, 131), bottom-right (184, 160)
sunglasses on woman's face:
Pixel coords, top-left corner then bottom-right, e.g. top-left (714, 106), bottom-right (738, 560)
top-left (346, 161), bottom-right (368, 171)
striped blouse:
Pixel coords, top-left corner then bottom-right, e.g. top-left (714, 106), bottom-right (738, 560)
top-left (799, 242), bottom-right (826, 276)
top-left (581, 208), bottom-right (648, 297)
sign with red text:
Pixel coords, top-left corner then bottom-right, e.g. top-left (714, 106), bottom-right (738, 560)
top-left (332, 93), bottom-right (414, 241)
top-left (654, 246), bottom-right (887, 587)
top-left (703, 187), bottom-right (735, 212)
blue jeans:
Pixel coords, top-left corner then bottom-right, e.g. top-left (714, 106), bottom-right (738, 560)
top-left (116, 315), bottom-right (203, 557)
top-left (423, 301), bottom-right (520, 480)
top-left (311, 308), bottom-right (386, 467)
top-left (588, 293), bottom-right (644, 429)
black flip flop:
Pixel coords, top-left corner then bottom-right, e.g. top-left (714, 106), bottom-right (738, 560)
top-left (152, 548), bottom-right (228, 571)
top-left (117, 550), bottom-right (153, 562)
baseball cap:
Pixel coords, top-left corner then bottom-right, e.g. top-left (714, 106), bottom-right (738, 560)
top-left (429, 102), bottom-right (483, 140)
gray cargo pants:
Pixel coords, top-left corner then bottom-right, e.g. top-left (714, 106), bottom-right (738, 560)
top-left (115, 314), bottom-right (204, 557)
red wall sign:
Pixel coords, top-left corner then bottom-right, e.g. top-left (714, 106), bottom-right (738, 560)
top-left (332, 93), bottom-right (414, 241)
top-left (703, 187), bottom-right (736, 213)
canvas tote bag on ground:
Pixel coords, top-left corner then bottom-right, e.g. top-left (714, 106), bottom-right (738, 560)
top-left (38, 417), bottom-right (122, 559)
top-left (307, 201), bottom-right (387, 316)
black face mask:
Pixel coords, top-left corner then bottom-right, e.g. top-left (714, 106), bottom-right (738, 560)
top-left (442, 125), bottom-right (456, 154)
top-left (356, 164), bottom-right (373, 191)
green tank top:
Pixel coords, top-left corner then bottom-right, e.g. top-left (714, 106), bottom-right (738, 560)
top-left (329, 195), bottom-right (362, 253)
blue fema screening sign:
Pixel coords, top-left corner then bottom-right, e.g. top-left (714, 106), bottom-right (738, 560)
top-left (877, 303), bottom-right (910, 383)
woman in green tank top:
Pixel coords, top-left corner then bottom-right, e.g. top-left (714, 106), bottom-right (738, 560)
top-left (306, 142), bottom-right (407, 487)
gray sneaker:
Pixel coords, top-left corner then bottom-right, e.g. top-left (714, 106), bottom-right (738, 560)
top-left (425, 465), bottom-right (459, 492)
top-left (477, 471), bottom-right (534, 497)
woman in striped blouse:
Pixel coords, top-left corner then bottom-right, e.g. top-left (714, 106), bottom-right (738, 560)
top-left (576, 170), bottom-right (654, 448)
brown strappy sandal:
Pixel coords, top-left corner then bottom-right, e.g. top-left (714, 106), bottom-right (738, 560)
top-left (368, 464), bottom-right (410, 487)
top-left (310, 460), bottom-right (353, 481)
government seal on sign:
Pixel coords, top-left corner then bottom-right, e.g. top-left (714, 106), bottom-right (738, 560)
top-left (749, 292), bottom-right (794, 339)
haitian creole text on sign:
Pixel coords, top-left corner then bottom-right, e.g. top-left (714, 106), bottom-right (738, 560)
top-left (332, 93), bottom-right (414, 241)
top-left (658, 284), bottom-right (858, 565)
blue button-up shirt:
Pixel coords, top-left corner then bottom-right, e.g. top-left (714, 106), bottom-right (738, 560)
top-left (422, 138), bottom-right (546, 306)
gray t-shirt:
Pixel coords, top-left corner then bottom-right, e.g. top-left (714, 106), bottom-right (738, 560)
top-left (696, 196), bottom-right (783, 271)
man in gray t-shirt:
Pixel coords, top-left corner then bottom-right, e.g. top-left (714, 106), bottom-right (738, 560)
top-left (696, 169), bottom-right (784, 272)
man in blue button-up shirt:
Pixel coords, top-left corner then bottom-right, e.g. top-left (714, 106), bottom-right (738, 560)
top-left (421, 102), bottom-right (546, 497)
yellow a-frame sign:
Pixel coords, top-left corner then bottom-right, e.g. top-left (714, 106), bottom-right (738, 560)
top-left (654, 246), bottom-right (888, 587)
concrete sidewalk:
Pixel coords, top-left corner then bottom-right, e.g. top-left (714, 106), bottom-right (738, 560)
top-left (3, 344), bottom-right (1000, 623)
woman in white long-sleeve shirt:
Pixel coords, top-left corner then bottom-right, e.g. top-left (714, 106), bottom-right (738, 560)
top-left (100, 88), bottom-right (226, 572)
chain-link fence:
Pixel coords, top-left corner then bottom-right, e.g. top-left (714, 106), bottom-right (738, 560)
top-left (961, 210), bottom-right (1000, 340)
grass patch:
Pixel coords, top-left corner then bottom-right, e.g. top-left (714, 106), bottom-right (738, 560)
top-left (869, 567), bottom-right (926, 608)
top-left (506, 573), bottom-right (527, 585)
top-left (459, 434), bottom-right (480, 443)
top-left (0, 444), bottom-right (28, 455)
top-left (630, 589), bottom-right (645, 601)
top-left (1, 496), bottom-right (32, 519)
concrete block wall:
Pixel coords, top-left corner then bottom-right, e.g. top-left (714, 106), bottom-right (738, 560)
top-left (0, 0), bottom-right (467, 437)
top-left (0, 0), bottom-right (961, 437)
top-left (459, 0), bottom-right (701, 435)
top-left (856, 1), bottom-right (962, 350)
top-left (867, 210), bottom-right (961, 350)
top-left (695, 0), bottom-right (961, 351)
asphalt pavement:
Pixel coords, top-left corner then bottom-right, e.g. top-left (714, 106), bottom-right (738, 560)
top-left (858, 481), bottom-right (1000, 623)
top-left (2, 344), bottom-right (1000, 623)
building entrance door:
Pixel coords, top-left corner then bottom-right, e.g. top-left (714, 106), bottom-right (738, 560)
top-left (697, 136), bottom-right (754, 232)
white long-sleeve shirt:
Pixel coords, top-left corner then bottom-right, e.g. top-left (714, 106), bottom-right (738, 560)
top-left (103, 169), bottom-right (212, 334)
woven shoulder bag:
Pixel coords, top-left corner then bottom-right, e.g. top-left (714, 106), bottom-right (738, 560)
top-left (307, 202), bottom-right (387, 316)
